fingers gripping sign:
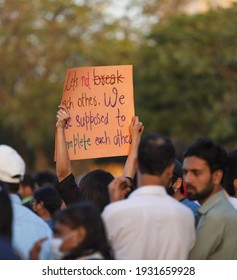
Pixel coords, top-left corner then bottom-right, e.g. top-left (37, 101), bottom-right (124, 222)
top-left (130, 116), bottom-right (144, 138)
top-left (56, 105), bottom-right (71, 129)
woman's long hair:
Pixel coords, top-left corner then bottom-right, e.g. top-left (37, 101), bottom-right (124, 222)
top-left (54, 202), bottom-right (113, 260)
top-left (78, 169), bottom-right (114, 213)
top-left (0, 184), bottom-right (13, 243)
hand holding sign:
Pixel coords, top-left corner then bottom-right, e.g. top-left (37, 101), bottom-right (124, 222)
top-left (56, 105), bottom-right (70, 129)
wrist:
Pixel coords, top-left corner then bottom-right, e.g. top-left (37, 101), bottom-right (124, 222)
top-left (56, 125), bottom-right (65, 130)
top-left (131, 137), bottom-right (140, 146)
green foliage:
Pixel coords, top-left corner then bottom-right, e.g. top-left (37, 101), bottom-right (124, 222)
top-left (0, 0), bottom-right (137, 169)
top-left (134, 4), bottom-right (237, 152)
top-left (1, 0), bottom-right (237, 170)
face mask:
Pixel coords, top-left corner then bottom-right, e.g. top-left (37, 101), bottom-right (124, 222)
top-left (50, 230), bottom-right (77, 260)
top-left (50, 238), bottom-right (67, 260)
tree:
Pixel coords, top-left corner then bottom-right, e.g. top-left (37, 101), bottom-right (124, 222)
top-left (134, 4), bottom-right (237, 152)
top-left (0, 0), bottom-right (139, 171)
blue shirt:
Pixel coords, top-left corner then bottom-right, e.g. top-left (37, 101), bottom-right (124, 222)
top-left (180, 198), bottom-right (200, 216)
top-left (45, 219), bottom-right (54, 231)
top-left (10, 194), bottom-right (53, 259)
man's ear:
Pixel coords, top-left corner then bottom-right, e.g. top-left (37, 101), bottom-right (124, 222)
top-left (213, 169), bottom-right (223, 185)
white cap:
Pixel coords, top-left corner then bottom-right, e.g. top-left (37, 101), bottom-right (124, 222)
top-left (0, 145), bottom-right (25, 183)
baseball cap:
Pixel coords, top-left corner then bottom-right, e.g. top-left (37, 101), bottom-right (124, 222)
top-left (0, 145), bottom-right (25, 183)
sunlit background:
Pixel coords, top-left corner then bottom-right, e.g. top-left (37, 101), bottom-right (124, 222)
top-left (1, 0), bottom-right (237, 177)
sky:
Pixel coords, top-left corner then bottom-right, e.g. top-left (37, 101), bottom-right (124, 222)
top-left (106, 0), bottom-right (135, 19)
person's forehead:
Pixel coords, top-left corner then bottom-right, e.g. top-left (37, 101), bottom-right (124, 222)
top-left (183, 156), bottom-right (209, 170)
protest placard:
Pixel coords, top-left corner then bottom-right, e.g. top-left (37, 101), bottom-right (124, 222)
top-left (55, 65), bottom-right (135, 160)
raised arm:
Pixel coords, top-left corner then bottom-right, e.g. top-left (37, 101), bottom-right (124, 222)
top-left (122, 116), bottom-right (144, 179)
top-left (56, 105), bottom-right (72, 182)
top-left (55, 105), bottom-right (84, 205)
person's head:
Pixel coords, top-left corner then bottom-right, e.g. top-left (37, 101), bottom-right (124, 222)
top-left (33, 171), bottom-right (57, 188)
top-left (222, 149), bottom-right (237, 197)
top-left (183, 137), bottom-right (227, 204)
top-left (32, 186), bottom-right (62, 218)
top-left (137, 133), bottom-right (176, 187)
top-left (52, 202), bottom-right (113, 260)
top-left (0, 145), bottom-right (25, 194)
top-left (18, 173), bottom-right (35, 200)
top-left (78, 169), bottom-right (114, 213)
top-left (167, 159), bottom-right (186, 196)
top-left (0, 184), bottom-right (13, 242)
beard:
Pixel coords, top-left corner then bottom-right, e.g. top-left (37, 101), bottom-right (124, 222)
top-left (186, 179), bottom-right (214, 201)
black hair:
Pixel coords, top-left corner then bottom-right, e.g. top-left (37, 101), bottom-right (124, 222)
top-left (54, 202), bottom-right (114, 260)
top-left (171, 159), bottom-right (184, 194)
top-left (0, 184), bottom-right (13, 243)
top-left (78, 169), bottom-right (114, 213)
top-left (34, 171), bottom-right (57, 188)
top-left (34, 186), bottom-right (62, 216)
top-left (20, 173), bottom-right (35, 192)
top-left (183, 137), bottom-right (227, 173)
top-left (222, 149), bottom-right (237, 196)
top-left (138, 133), bottom-right (175, 175)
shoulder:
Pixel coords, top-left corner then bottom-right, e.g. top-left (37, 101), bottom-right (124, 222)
top-left (102, 199), bottom-right (130, 214)
top-left (227, 196), bottom-right (237, 210)
top-left (13, 203), bottom-right (52, 234)
top-left (204, 197), bottom-right (237, 226)
top-left (56, 173), bottom-right (76, 190)
top-left (101, 198), bottom-right (134, 223)
top-left (170, 198), bottom-right (195, 222)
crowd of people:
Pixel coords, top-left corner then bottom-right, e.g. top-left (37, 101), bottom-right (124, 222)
top-left (1, 104), bottom-right (237, 260)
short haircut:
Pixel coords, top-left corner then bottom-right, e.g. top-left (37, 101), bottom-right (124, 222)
top-left (222, 149), bottom-right (237, 196)
top-left (183, 137), bottom-right (227, 173)
top-left (138, 133), bottom-right (175, 176)
top-left (20, 174), bottom-right (35, 192)
top-left (34, 171), bottom-right (57, 188)
top-left (34, 186), bottom-right (62, 215)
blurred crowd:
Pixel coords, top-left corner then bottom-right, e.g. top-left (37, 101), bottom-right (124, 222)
top-left (0, 105), bottom-right (237, 260)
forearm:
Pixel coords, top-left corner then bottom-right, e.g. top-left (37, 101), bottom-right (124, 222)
top-left (122, 138), bottom-right (139, 179)
top-left (56, 126), bottom-right (72, 182)
top-left (122, 116), bottom-right (143, 179)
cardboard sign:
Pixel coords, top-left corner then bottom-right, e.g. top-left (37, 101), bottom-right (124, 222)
top-left (56, 65), bottom-right (135, 160)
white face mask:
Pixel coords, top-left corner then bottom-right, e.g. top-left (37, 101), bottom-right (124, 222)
top-left (50, 231), bottom-right (77, 260)
top-left (50, 238), bottom-right (66, 260)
